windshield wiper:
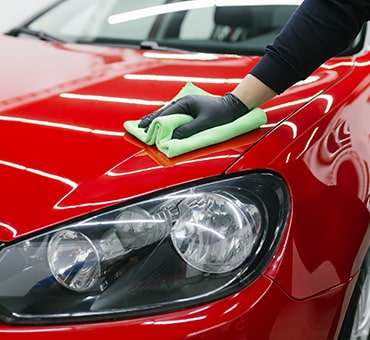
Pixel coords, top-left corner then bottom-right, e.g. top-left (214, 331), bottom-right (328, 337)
top-left (140, 40), bottom-right (186, 52)
top-left (7, 27), bottom-right (66, 43)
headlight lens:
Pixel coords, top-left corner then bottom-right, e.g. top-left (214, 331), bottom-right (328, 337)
top-left (0, 172), bottom-right (290, 325)
top-left (48, 230), bottom-right (102, 292)
top-left (171, 192), bottom-right (261, 273)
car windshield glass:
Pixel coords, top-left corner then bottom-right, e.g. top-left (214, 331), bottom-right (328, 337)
top-left (25, 0), bottom-right (301, 55)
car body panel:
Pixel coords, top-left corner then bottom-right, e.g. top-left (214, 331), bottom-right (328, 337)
top-left (227, 54), bottom-right (370, 299)
top-left (0, 1), bottom-right (369, 337)
top-left (0, 35), bottom-right (357, 241)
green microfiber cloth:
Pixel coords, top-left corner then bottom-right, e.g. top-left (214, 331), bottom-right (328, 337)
top-left (124, 82), bottom-right (267, 158)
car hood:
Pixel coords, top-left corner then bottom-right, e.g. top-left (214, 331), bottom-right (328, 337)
top-left (0, 35), bottom-right (353, 241)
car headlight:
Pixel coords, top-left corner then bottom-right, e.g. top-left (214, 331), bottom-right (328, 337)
top-left (0, 172), bottom-right (290, 325)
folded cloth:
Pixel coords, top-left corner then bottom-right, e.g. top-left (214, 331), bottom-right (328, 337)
top-left (124, 82), bottom-right (267, 158)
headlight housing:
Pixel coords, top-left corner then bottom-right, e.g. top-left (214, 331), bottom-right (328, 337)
top-left (0, 172), bottom-right (290, 325)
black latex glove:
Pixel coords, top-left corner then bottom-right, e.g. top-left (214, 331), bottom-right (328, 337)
top-left (138, 93), bottom-right (250, 139)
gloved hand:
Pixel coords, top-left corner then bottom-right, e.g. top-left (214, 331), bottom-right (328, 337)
top-left (138, 93), bottom-right (250, 139)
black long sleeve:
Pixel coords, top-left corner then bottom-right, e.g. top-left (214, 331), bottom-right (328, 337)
top-left (250, 0), bottom-right (370, 94)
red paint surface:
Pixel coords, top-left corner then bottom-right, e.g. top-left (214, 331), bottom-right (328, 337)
top-left (0, 32), bottom-right (369, 339)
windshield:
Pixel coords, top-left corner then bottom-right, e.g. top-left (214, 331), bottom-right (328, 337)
top-left (22, 0), bottom-right (301, 55)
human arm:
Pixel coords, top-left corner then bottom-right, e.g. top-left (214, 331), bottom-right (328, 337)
top-left (248, 0), bottom-right (370, 95)
top-left (140, 0), bottom-right (370, 138)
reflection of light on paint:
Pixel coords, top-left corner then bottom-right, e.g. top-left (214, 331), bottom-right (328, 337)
top-left (106, 165), bottom-right (163, 177)
top-left (285, 152), bottom-right (291, 164)
top-left (1, 153), bottom-right (237, 212)
top-left (264, 94), bottom-right (319, 113)
top-left (0, 159), bottom-right (82, 210)
top-left (316, 94), bottom-right (334, 113)
top-left (143, 51), bottom-right (223, 61)
top-left (294, 76), bottom-right (320, 86)
top-left (0, 159), bottom-right (130, 210)
top-left (223, 301), bottom-right (240, 314)
top-left (124, 74), bottom-right (241, 84)
top-left (106, 155), bottom-right (238, 177)
top-left (0, 222), bottom-right (17, 237)
top-left (264, 121), bottom-right (297, 139)
top-left (322, 60), bottom-right (370, 69)
top-left (0, 114), bottom-right (124, 137)
top-left (0, 327), bottom-right (74, 334)
top-left (0, 160), bottom-right (77, 189)
top-left (60, 93), bottom-right (165, 107)
top-left (142, 316), bottom-right (206, 326)
top-left (296, 127), bottom-right (319, 159)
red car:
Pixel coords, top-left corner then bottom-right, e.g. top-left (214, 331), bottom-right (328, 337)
top-left (0, 1), bottom-right (369, 339)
